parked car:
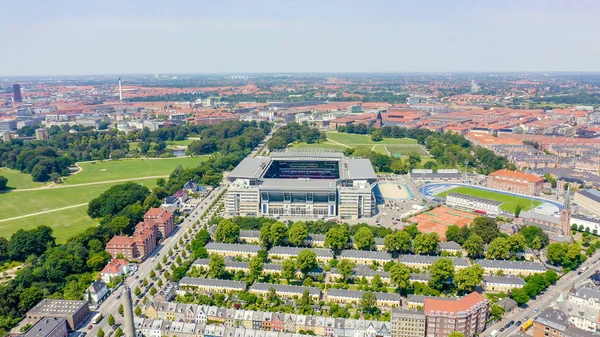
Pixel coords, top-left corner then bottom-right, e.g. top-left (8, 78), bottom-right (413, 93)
top-left (88, 325), bottom-right (93, 330)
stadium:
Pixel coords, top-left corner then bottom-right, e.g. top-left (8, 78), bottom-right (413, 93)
top-left (226, 150), bottom-right (378, 220)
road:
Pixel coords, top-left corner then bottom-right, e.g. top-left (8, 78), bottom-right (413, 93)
top-left (483, 250), bottom-right (600, 336)
top-left (77, 184), bottom-right (227, 337)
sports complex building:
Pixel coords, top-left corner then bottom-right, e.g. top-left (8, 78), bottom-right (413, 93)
top-left (226, 151), bottom-right (378, 220)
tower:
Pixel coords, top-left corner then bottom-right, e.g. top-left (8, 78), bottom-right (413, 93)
top-left (122, 286), bottom-right (136, 337)
top-left (118, 78), bottom-right (123, 102)
top-left (559, 188), bottom-right (572, 237)
top-left (12, 83), bottom-right (22, 102)
top-left (374, 110), bottom-right (383, 129)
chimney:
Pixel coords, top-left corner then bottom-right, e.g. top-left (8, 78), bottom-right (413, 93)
top-left (122, 286), bottom-right (136, 337)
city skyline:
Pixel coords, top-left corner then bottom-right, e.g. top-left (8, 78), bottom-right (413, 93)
top-left (3, 0), bottom-right (600, 76)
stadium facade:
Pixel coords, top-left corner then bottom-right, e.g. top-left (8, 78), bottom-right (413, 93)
top-left (226, 151), bottom-right (378, 220)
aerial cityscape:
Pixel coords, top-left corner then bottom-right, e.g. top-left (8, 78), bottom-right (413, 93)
top-left (2, 2), bottom-right (600, 337)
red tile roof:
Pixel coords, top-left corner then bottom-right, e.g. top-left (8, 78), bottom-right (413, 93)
top-left (106, 236), bottom-right (134, 246)
top-left (489, 169), bottom-right (543, 183)
top-left (424, 292), bottom-right (486, 314)
top-left (101, 258), bottom-right (129, 274)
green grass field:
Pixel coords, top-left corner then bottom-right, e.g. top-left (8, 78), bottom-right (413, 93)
top-left (167, 139), bottom-right (196, 147)
top-left (65, 157), bottom-right (208, 185)
top-left (435, 186), bottom-right (543, 213)
top-left (0, 168), bottom-right (45, 190)
top-left (290, 132), bottom-right (429, 156)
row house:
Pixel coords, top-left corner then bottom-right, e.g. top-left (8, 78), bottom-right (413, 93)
top-left (482, 276), bottom-right (526, 293)
top-left (205, 243), bottom-right (262, 259)
top-left (338, 250), bottom-right (392, 266)
top-left (178, 277), bottom-right (247, 294)
top-left (326, 289), bottom-right (402, 308)
top-left (249, 283), bottom-right (322, 301)
top-left (269, 246), bottom-right (334, 263)
top-left (474, 259), bottom-right (546, 276)
top-left (398, 255), bottom-right (470, 271)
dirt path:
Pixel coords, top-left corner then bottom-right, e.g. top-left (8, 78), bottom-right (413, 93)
top-left (0, 203), bottom-right (89, 223)
top-left (327, 139), bottom-right (351, 148)
top-left (10, 175), bottom-right (169, 192)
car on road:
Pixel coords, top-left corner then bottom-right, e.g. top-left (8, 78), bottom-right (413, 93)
top-left (509, 320), bottom-right (514, 326)
top-left (135, 276), bottom-right (139, 279)
top-left (504, 324), bottom-right (510, 329)
top-left (82, 333), bottom-right (87, 336)
top-left (88, 325), bottom-right (93, 330)
top-left (116, 294), bottom-right (121, 300)
top-left (499, 328), bottom-right (505, 332)
top-left (516, 321), bottom-right (522, 326)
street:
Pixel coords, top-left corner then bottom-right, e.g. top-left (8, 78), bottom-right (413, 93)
top-left (483, 250), bottom-right (600, 336)
top-left (75, 184), bottom-right (227, 337)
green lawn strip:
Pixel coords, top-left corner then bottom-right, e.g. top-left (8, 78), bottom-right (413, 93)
top-left (435, 186), bottom-right (542, 213)
top-left (0, 178), bottom-right (158, 221)
top-left (0, 168), bottom-right (45, 190)
top-left (167, 139), bottom-right (196, 146)
top-left (66, 157), bottom-right (208, 185)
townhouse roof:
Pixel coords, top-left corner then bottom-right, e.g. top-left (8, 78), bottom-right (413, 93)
top-left (205, 242), bottom-right (262, 253)
top-left (101, 258), bottom-right (129, 274)
top-left (483, 276), bottom-right (526, 286)
top-left (240, 230), bottom-right (260, 238)
top-left (327, 289), bottom-right (401, 302)
top-left (438, 241), bottom-right (462, 250)
top-left (578, 189), bottom-right (600, 203)
top-left (178, 277), bottom-right (246, 290)
top-left (339, 250), bottom-right (392, 261)
top-left (534, 308), bottom-right (569, 332)
top-left (250, 283), bottom-right (321, 296)
top-left (106, 235), bottom-right (134, 246)
top-left (399, 255), bottom-right (470, 267)
top-left (270, 246), bottom-right (334, 258)
top-left (475, 259), bottom-right (546, 271)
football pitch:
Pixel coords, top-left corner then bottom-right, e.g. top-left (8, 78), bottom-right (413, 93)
top-left (434, 186), bottom-right (543, 213)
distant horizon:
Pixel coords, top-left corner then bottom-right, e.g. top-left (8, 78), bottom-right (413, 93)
top-left (2, 0), bottom-right (599, 76)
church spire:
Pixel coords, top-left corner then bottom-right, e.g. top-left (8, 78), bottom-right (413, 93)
top-left (563, 187), bottom-right (571, 210)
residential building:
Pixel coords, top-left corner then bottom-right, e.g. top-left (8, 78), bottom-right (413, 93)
top-left (486, 169), bottom-right (544, 196)
top-left (13, 83), bottom-right (22, 102)
top-left (533, 308), bottom-right (569, 337)
top-left (83, 281), bottom-right (109, 304)
top-left (178, 277), bottom-right (246, 294)
top-left (326, 289), bottom-right (401, 308)
top-left (23, 317), bottom-right (68, 337)
top-left (35, 128), bottom-right (49, 141)
top-left (338, 250), bottom-right (392, 265)
top-left (269, 246), bottom-right (334, 263)
top-left (390, 309), bottom-right (426, 337)
top-left (399, 255), bottom-right (470, 270)
top-left (105, 220), bottom-right (158, 262)
top-left (571, 215), bottom-right (600, 234)
top-left (205, 243), bottom-right (261, 258)
top-left (249, 283), bottom-right (321, 301)
top-left (100, 258), bottom-right (134, 283)
top-left (559, 287), bottom-right (600, 332)
top-left (144, 208), bottom-right (175, 239)
top-left (26, 299), bottom-right (90, 330)
top-left (482, 276), bottom-right (526, 292)
top-left (475, 259), bottom-right (547, 276)
top-left (423, 292), bottom-right (490, 337)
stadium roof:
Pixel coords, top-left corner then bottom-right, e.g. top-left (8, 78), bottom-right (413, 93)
top-left (228, 157), bottom-right (268, 179)
top-left (346, 158), bottom-right (377, 180)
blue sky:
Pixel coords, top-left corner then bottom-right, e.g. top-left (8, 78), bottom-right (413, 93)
top-left (3, 0), bottom-right (600, 75)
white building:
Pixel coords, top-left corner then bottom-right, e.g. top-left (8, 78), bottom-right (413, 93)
top-left (445, 192), bottom-right (503, 215)
top-left (83, 281), bottom-right (109, 304)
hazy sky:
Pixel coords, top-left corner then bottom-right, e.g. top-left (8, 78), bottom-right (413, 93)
top-left (3, 0), bottom-right (600, 76)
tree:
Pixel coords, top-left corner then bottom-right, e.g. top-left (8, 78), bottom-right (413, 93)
top-left (19, 286), bottom-right (44, 312)
top-left (508, 234), bottom-right (527, 255)
top-left (370, 273), bottom-right (383, 291)
top-left (545, 270), bottom-right (558, 284)
top-left (269, 222), bottom-right (288, 247)
top-left (281, 259), bottom-right (297, 281)
top-left (150, 270), bottom-right (156, 278)
top-left (249, 255), bottom-right (264, 281)
top-left (404, 224), bottom-right (420, 239)
top-left (337, 259), bottom-right (355, 282)
top-left (454, 264), bottom-right (484, 292)
top-left (445, 225), bottom-right (462, 243)
top-left (297, 250), bottom-right (317, 276)
top-left (156, 178), bottom-right (166, 187)
top-left (325, 226), bottom-right (350, 251)
top-left (97, 328), bottom-right (105, 337)
top-left (209, 254), bottom-right (226, 278)
top-left (134, 306), bottom-right (142, 316)
top-left (149, 287), bottom-right (157, 296)
top-left (118, 304), bottom-right (124, 316)
top-left (514, 204), bottom-right (524, 218)
top-left (8, 226), bottom-right (55, 260)
top-left (487, 237), bottom-right (510, 259)
top-left (354, 227), bottom-right (375, 250)
top-left (288, 222), bottom-right (309, 246)
top-left (511, 288), bottom-right (530, 305)
top-left (471, 216), bottom-right (500, 244)
top-left (0, 176), bottom-right (7, 190)
top-left (360, 291), bottom-right (377, 313)
top-left (490, 304), bottom-right (505, 320)
top-left (390, 263), bottom-right (411, 290)
top-left (547, 243), bottom-right (568, 266)
top-left (384, 231), bottom-right (412, 254)
top-left (215, 219), bottom-right (240, 243)
top-left (429, 258), bottom-right (455, 290)
top-left (413, 233), bottom-right (439, 255)
top-left (134, 286), bottom-right (141, 297)
top-left (462, 233), bottom-right (484, 258)
top-left (115, 328), bottom-right (124, 337)
top-left (108, 314), bottom-right (115, 326)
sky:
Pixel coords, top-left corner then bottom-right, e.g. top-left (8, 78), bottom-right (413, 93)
top-left (3, 0), bottom-right (600, 76)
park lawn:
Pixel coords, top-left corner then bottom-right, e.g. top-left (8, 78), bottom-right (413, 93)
top-left (129, 142), bottom-right (139, 151)
top-left (0, 168), bottom-right (45, 190)
top-left (385, 144), bottom-right (430, 157)
top-left (167, 139), bottom-right (196, 146)
top-left (65, 157), bottom-right (208, 185)
top-left (326, 131), bottom-right (418, 146)
top-left (0, 206), bottom-right (97, 243)
top-left (290, 141), bottom-right (349, 152)
top-left (0, 178), bottom-right (158, 221)
top-left (435, 186), bottom-right (542, 213)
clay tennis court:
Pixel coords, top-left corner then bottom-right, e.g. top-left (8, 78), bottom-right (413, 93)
top-left (408, 206), bottom-right (476, 240)
top-left (378, 182), bottom-right (414, 200)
